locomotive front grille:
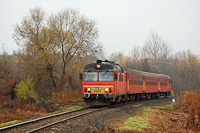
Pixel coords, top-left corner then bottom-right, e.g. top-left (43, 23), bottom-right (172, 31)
top-left (83, 85), bottom-right (114, 94)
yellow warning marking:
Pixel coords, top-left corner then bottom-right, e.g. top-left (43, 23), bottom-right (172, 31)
top-left (94, 90), bottom-right (101, 92)
top-left (133, 104), bottom-right (141, 107)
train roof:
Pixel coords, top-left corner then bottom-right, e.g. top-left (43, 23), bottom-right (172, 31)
top-left (83, 60), bottom-right (124, 73)
top-left (84, 60), bottom-right (171, 79)
top-left (125, 68), bottom-right (171, 79)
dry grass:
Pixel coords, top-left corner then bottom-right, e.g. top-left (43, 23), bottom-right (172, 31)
top-left (0, 91), bottom-right (84, 125)
top-left (144, 90), bottom-right (200, 132)
top-left (114, 104), bottom-right (190, 132)
top-left (171, 89), bottom-right (175, 96)
top-left (0, 96), bottom-right (12, 105)
top-left (113, 90), bottom-right (200, 132)
top-left (0, 86), bottom-right (83, 125)
top-left (175, 90), bottom-right (200, 130)
top-left (0, 103), bottom-right (47, 124)
top-left (144, 106), bottom-right (189, 132)
top-left (51, 91), bottom-right (83, 105)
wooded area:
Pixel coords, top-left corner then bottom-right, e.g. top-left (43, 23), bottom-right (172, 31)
top-left (0, 8), bottom-right (102, 113)
top-left (109, 32), bottom-right (200, 93)
top-left (0, 7), bottom-right (199, 117)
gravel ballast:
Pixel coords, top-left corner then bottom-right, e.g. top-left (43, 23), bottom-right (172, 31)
top-left (44, 96), bottom-right (174, 133)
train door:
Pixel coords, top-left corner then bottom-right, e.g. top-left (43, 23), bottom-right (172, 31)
top-left (123, 72), bottom-right (127, 93)
top-left (143, 76), bottom-right (146, 93)
top-left (127, 73), bottom-right (129, 93)
top-left (117, 73), bottom-right (126, 94)
top-left (114, 72), bottom-right (118, 94)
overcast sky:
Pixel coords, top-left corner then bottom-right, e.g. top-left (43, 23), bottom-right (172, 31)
top-left (0, 0), bottom-right (200, 56)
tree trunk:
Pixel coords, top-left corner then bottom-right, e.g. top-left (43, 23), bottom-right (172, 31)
top-left (49, 69), bottom-right (56, 90)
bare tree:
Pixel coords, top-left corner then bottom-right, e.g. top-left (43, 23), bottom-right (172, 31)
top-left (0, 44), bottom-right (13, 77)
top-left (128, 45), bottom-right (143, 70)
top-left (143, 32), bottom-right (173, 73)
top-left (109, 52), bottom-right (124, 64)
top-left (13, 7), bottom-right (102, 90)
top-left (13, 7), bottom-right (58, 88)
top-left (144, 32), bottom-right (172, 59)
top-left (48, 8), bottom-right (101, 76)
top-left (130, 44), bottom-right (141, 60)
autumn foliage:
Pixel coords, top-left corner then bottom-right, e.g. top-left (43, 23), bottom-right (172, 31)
top-left (0, 7), bottom-right (200, 127)
top-left (0, 7), bottom-right (102, 125)
top-left (15, 76), bottom-right (38, 102)
top-left (51, 91), bottom-right (83, 105)
top-left (175, 90), bottom-right (200, 130)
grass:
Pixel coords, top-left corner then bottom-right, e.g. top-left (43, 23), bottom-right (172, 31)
top-left (0, 91), bottom-right (85, 127)
top-left (117, 102), bottom-right (179, 132)
top-left (0, 103), bottom-right (47, 124)
top-left (52, 101), bottom-right (86, 113)
top-left (0, 120), bottom-right (19, 128)
top-left (117, 90), bottom-right (200, 132)
top-left (153, 102), bottom-right (176, 111)
top-left (64, 101), bottom-right (86, 111)
top-left (119, 107), bottom-right (153, 131)
top-left (0, 101), bottom-right (86, 128)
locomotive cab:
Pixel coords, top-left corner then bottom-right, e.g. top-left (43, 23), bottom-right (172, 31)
top-left (81, 60), bottom-right (124, 106)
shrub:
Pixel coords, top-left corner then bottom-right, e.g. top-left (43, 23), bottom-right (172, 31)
top-left (15, 76), bottom-right (38, 102)
top-left (175, 90), bottom-right (200, 130)
top-left (171, 90), bottom-right (175, 96)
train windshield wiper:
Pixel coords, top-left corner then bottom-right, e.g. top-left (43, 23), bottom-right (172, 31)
top-left (84, 70), bottom-right (90, 76)
top-left (102, 70), bottom-right (109, 76)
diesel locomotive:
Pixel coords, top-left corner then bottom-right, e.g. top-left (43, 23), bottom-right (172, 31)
top-left (80, 60), bottom-right (171, 106)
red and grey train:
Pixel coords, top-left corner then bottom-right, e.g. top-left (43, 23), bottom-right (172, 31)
top-left (80, 60), bottom-right (171, 106)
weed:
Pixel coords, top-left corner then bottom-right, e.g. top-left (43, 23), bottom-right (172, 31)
top-left (0, 120), bottom-right (19, 128)
top-left (153, 102), bottom-right (176, 111)
top-left (64, 105), bottom-right (82, 111)
top-left (118, 107), bottom-right (153, 131)
top-left (76, 101), bottom-right (86, 108)
top-left (175, 90), bottom-right (200, 130)
top-left (46, 96), bottom-right (51, 102)
top-left (171, 90), bottom-right (175, 96)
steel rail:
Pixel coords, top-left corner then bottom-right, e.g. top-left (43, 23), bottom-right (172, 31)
top-left (0, 107), bottom-right (90, 132)
top-left (26, 100), bottom-right (147, 133)
top-left (0, 96), bottom-right (171, 133)
top-left (26, 106), bottom-right (108, 133)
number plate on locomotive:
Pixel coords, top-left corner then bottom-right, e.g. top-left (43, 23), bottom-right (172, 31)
top-left (92, 87), bottom-right (104, 90)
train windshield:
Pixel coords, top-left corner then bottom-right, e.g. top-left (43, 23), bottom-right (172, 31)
top-left (83, 72), bottom-right (98, 81)
top-left (99, 72), bottom-right (114, 81)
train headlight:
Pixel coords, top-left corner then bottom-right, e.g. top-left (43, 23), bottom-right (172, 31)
top-left (87, 88), bottom-right (91, 92)
top-left (96, 64), bottom-right (101, 69)
top-left (105, 88), bottom-right (109, 92)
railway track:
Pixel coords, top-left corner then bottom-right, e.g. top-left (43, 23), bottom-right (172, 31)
top-left (0, 107), bottom-right (105, 133)
top-left (0, 96), bottom-right (172, 133)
